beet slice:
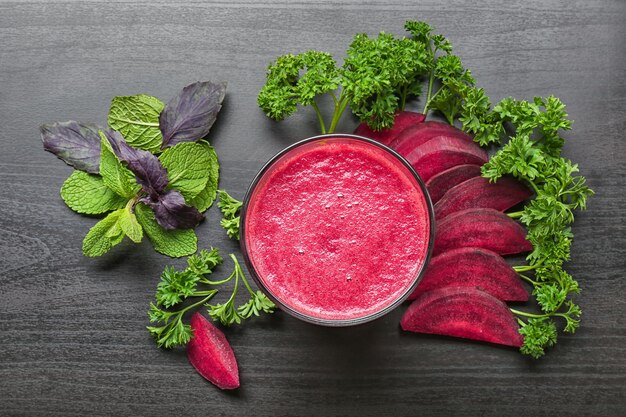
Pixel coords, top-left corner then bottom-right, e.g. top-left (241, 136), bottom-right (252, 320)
top-left (187, 312), bottom-right (240, 390)
top-left (408, 247), bottom-right (528, 301)
top-left (353, 111), bottom-right (425, 145)
top-left (434, 208), bottom-right (532, 256)
top-left (400, 286), bottom-right (524, 347)
top-left (404, 136), bottom-right (489, 182)
top-left (434, 176), bottom-right (533, 220)
top-left (426, 164), bottom-right (482, 204)
top-left (389, 121), bottom-right (474, 157)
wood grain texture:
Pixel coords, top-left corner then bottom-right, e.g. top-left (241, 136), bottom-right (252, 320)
top-left (0, 0), bottom-right (625, 416)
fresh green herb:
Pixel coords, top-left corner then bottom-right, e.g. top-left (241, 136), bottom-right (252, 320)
top-left (41, 81), bottom-right (226, 258)
top-left (147, 249), bottom-right (275, 348)
top-left (258, 32), bottom-right (428, 133)
top-left (218, 190), bottom-right (243, 240)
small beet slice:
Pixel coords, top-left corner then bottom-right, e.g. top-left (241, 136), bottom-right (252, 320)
top-left (434, 176), bottom-right (533, 220)
top-left (354, 111), bottom-right (425, 145)
top-left (401, 286), bottom-right (524, 347)
top-left (390, 121), bottom-right (474, 157)
top-left (404, 136), bottom-right (489, 182)
top-left (434, 208), bottom-right (532, 256)
top-left (187, 312), bottom-right (240, 390)
top-left (408, 247), bottom-right (528, 302)
top-left (426, 164), bottom-right (482, 204)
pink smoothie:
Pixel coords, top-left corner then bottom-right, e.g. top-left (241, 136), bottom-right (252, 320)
top-left (242, 136), bottom-right (432, 324)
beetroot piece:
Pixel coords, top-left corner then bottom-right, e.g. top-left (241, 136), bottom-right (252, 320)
top-left (389, 121), bottom-right (474, 157)
top-left (426, 164), bottom-right (482, 204)
top-left (434, 208), bottom-right (532, 256)
top-left (408, 247), bottom-right (528, 301)
top-left (187, 313), bottom-right (240, 390)
top-left (400, 286), bottom-right (524, 347)
top-left (404, 136), bottom-right (489, 182)
top-left (434, 176), bottom-right (533, 220)
top-left (353, 111), bottom-right (426, 145)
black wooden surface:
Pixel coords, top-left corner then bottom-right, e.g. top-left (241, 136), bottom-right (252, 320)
top-left (1, 1), bottom-right (625, 416)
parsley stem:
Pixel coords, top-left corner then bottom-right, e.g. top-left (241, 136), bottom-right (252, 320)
top-left (510, 308), bottom-right (548, 319)
top-left (514, 264), bottom-right (539, 273)
top-left (518, 273), bottom-right (540, 286)
top-left (328, 93), bottom-right (350, 133)
top-left (400, 84), bottom-right (408, 111)
top-left (507, 211), bottom-right (523, 219)
top-left (311, 100), bottom-right (327, 134)
top-left (228, 254), bottom-right (258, 296)
top-left (510, 308), bottom-right (570, 321)
top-left (422, 42), bottom-right (437, 114)
top-left (174, 291), bottom-right (218, 317)
top-left (201, 269), bottom-right (236, 285)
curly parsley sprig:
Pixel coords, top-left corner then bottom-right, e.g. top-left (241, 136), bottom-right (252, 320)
top-left (413, 20), bottom-right (593, 357)
top-left (218, 190), bottom-right (243, 240)
top-left (257, 32), bottom-right (429, 133)
top-left (147, 248), bottom-right (275, 348)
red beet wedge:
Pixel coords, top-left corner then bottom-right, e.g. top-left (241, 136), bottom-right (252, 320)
top-left (434, 176), bottom-right (533, 220)
top-left (404, 136), bottom-right (489, 182)
top-left (426, 164), bottom-right (482, 204)
top-left (434, 208), bottom-right (532, 256)
top-left (187, 312), bottom-right (240, 390)
top-left (389, 121), bottom-right (474, 157)
top-left (353, 111), bottom-right (425, 145)
top-left (408, 247), bottom-right (528, 301)
top-left (401, 286), bottom-right (524, 347)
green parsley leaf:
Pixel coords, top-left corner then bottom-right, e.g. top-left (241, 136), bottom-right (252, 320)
top-left (187, 248), bottom-right (223, 276)
top-left (60, 170), bottom-right (127, 214)
top-left (518, 318), bottom-right (558, 359)
top-left (343, 32), bottom-right (428, 130)
top-left (108, 94), bottom-right (164, 153)
top-left (218, 190), bottom-right (242, 240)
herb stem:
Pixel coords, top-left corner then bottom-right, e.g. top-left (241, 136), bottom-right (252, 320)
top-left (175, 291), bottom-right (218, 317)
top-left (400, 84), bottom-right (408, 111)
top-left (518, 273), bottom-right (540, 286)
top-left (311, 100), bottom-right (327, 134)
top-left (328, 92), bottom-right (350, 133)
top-left (507, 211), bottom-right (524, 219)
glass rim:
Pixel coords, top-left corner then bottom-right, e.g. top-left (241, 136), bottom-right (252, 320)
top-left (239, 133), bottom-right (435, 327)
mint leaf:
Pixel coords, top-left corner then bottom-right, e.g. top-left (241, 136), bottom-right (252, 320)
top-left (135, 203), bottom-right (197, 258)
top-left (119, 206), bottom-right (143, 243)
top-left (158, 142), bottom-right (211, 199)
top-left (108, 94), bottom-right (164, 153)
top-left (99, 133), bottom-right (140, 198)
top-left (188, 144), bottom-right (220, 211)
top-left (82, 208), bottom-right (125, 257)
top-left (60, 171), bottom-right (127, 214)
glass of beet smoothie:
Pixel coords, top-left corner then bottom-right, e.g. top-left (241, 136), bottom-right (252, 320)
top-left (240, 134), bottom-right (434, 326)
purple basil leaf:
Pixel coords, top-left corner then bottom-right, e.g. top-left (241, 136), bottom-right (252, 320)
top-left (103, 129), bottom-right (169, 198)
top-left (140, 190), bottom-right (203, 230)
top-left (40, 121), bottom-right (103, 174)
top-left (159, 81), bottom-right (227, 149)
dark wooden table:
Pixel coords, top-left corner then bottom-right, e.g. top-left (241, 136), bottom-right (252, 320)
top-left (1, 1), bottom-right (624, 416)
